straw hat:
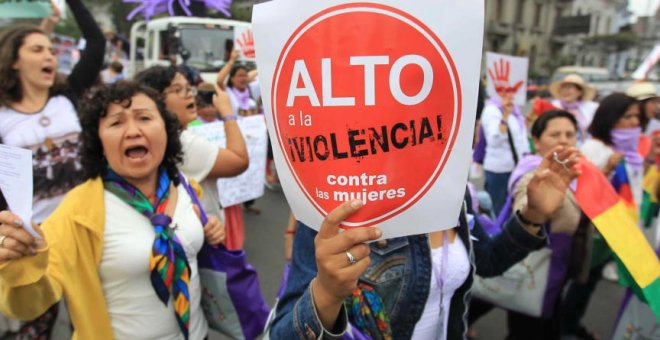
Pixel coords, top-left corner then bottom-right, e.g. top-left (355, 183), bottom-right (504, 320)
top-left (625, 82), bottom-right (658, 101)
top-left (549, 74), bottom-right (596, 102)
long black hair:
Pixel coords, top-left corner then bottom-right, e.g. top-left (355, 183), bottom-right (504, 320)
top-left (588, 93), bottom-right (637, 145)
top-left (77, 81), bottom-right (183, 184)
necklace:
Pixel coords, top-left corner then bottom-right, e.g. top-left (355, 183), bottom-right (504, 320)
top-left (38, 114), bottom-right (51, 127)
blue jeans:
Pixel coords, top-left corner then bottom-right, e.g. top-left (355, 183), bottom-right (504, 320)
top-left (485, 170), bottom-right (511, 216)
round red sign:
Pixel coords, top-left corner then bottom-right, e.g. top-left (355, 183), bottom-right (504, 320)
top-left (271, 3), bottom-right (462, 227)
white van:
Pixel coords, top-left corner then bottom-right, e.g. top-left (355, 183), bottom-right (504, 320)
top-left (128, 16), bottom-right (252, 83)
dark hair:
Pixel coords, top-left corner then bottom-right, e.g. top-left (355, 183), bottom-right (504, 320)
top-left (0, 26), bottom-right (64, 107)
top-left (78, 81), bottom-right (183, 184)
top-left (226, 64), bottom-right (248, 89)
top-left (109, 61), bottom-right (124, 73)
top-left (531, 110), bottom-right (579, 139)
top-left (587, 93), bottom-right (637, 145)
top-left (134, 65), bottom-right (179, 93)
top-left (638, 98), bottom-right (654, 130)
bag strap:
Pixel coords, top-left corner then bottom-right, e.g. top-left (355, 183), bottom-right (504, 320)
top-left (504, 121), bottom-right (519, 165)
top-left (178, 173), bottom-right (209, 226)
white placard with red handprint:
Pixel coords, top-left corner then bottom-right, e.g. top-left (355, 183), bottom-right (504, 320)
top-left (486, 52), bottom-right (528, 106)
top-left (234, 27), bottom-right (256, 61)
top-left (252, 0), bottom-right (484, 239)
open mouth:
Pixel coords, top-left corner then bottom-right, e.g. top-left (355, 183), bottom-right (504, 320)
top-left (186, 102), bottom-right (196, 111)
top-left (41, 66), bottom-right (54, 76)
top-left (125, 146), bottom-right (148, 159)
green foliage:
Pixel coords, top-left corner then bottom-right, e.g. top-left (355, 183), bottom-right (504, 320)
top-left (53, 9), bottom-right (81, 39)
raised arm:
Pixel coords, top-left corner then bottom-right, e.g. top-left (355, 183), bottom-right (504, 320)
top-left (216, 49), bottom-right (239, 91)
top-left (65, 0), bottom-right (105, 104)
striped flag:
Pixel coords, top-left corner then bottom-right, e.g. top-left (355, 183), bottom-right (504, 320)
top-left (641, 165), bottom-right (660, 229)
top-left (610, 160), bottom-right (639, 222)
top-left (575, 159), bottom-right (660, 323)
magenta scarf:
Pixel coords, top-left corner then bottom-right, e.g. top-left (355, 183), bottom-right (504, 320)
top-left (611, 127), bottom-right (644, 172)
top-left (229, 86), bottom-right (252, 110)
top-left (486, 98), bottom-right (525, 130)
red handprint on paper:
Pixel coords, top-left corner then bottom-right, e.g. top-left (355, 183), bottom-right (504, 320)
top-left (237, 30), bottom-right (256, 59)
top-left (488, 59), bottom-right (524, 95)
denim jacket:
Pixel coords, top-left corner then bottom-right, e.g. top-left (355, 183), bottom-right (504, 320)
top-left (270, 193), bottom-right (547, 340)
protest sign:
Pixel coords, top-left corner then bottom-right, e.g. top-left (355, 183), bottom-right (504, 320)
top-left (485, 52), bottom-right (529, 106)
top-left (234, 26), bottom-right (256, 61)
top-left (0, 0), bottom-right (51, 18)
top-left (189, 115), bottom-right (268, 207)
top-left (0, 144), bottom-right (37, 238)
top-left (253, 0), bottom-right (484, 238)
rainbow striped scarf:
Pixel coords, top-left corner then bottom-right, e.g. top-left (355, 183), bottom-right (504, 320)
top-left (103, 167), bottom-right (191, 339)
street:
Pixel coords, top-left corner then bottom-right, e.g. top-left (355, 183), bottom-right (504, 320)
top-left (210, 188), bottom-right (626, 340)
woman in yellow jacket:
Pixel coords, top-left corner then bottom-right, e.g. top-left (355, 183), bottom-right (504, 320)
top-left (0, 81), bottom-right (225, 339)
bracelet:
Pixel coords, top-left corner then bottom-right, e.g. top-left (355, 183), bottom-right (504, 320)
top-left (515, 209), bottom-right (544, 228)
top-left (500, 119), bottom-right (507, 125)
top-left (284, 229), bottom-right (296, 235)
top-left (222, 115), bottom-right (238, 121)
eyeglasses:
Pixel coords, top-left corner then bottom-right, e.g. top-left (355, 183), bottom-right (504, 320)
top-left (165, 86), bottom-right (198, 98)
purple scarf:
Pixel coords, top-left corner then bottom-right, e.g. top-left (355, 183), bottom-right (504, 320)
top-left (559, 100), bottom-right (580, 111)
top-left (472, 126), bottom-right (486, 164)
top-left (556, 100), bottom-right (589, 138)
top-left (486, 98), bottom-right (525, 130)
top-left (230, 86), bottom-right (252, 110)
top-left (611, 127), bottom-right (644, 172)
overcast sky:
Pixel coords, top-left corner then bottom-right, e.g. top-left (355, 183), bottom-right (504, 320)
top-left (630, 0), bottom-right (659, 16)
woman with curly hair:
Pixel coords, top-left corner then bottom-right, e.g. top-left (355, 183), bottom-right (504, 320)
top-left (0, 0), bottom-right (104, 336)
top-left (0, 81), bottom-right (224, 339)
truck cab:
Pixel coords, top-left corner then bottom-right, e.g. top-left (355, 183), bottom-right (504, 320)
top-left (128, 16), bottom-right (253, 84)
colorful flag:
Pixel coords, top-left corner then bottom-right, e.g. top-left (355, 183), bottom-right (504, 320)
top-left (641, 165), bottom-right (659, 228)
top-left (610, 160), bottom-right (639, 222)
top-left (575, 159), bottom-right (660, 323)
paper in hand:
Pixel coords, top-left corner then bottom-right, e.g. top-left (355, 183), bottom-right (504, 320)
top-left (0, 144), bottom-right (38, 238)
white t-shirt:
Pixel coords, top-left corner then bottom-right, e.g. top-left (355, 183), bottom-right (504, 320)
top-left (481, 104), bottom-right (530, 173)
top-left (411, 238), bottom-right (471, 340)
top-left (100, 184), bottom-right (208, 340)
top-left (178, 129), bottom-right (223, 218)
top-left (0, 96), bottom-right (83, 223)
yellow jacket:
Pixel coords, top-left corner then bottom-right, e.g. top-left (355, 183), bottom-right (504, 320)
top-left (0, 178), bottom-right (115, 339)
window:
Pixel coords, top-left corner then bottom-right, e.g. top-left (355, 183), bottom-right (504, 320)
top-left (593, 15), bottom-right (600, 35)
top-left (496, 0), bottom-right (505, 21)
top-left (534, 3), bottom-right (543, 28)
top-left (515, 0), bottom-right (526, 24)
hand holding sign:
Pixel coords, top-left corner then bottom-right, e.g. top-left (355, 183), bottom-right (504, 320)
top-left (236, 30), bottom-right (256, 59)
top-left (312, 199), bottom-right (382, 329)
top-left (488, 58), bottom-right (524, 95)
top-left (0, 210), bottom-right (46, 263)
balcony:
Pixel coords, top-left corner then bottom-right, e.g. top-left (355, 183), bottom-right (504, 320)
top-left (488, 20), bottom-right (512, 36)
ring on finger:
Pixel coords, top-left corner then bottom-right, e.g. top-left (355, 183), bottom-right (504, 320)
top-left (346, 251), bottom-right (357, 265)
top-left (0, 235), bottom-right (6, 248)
